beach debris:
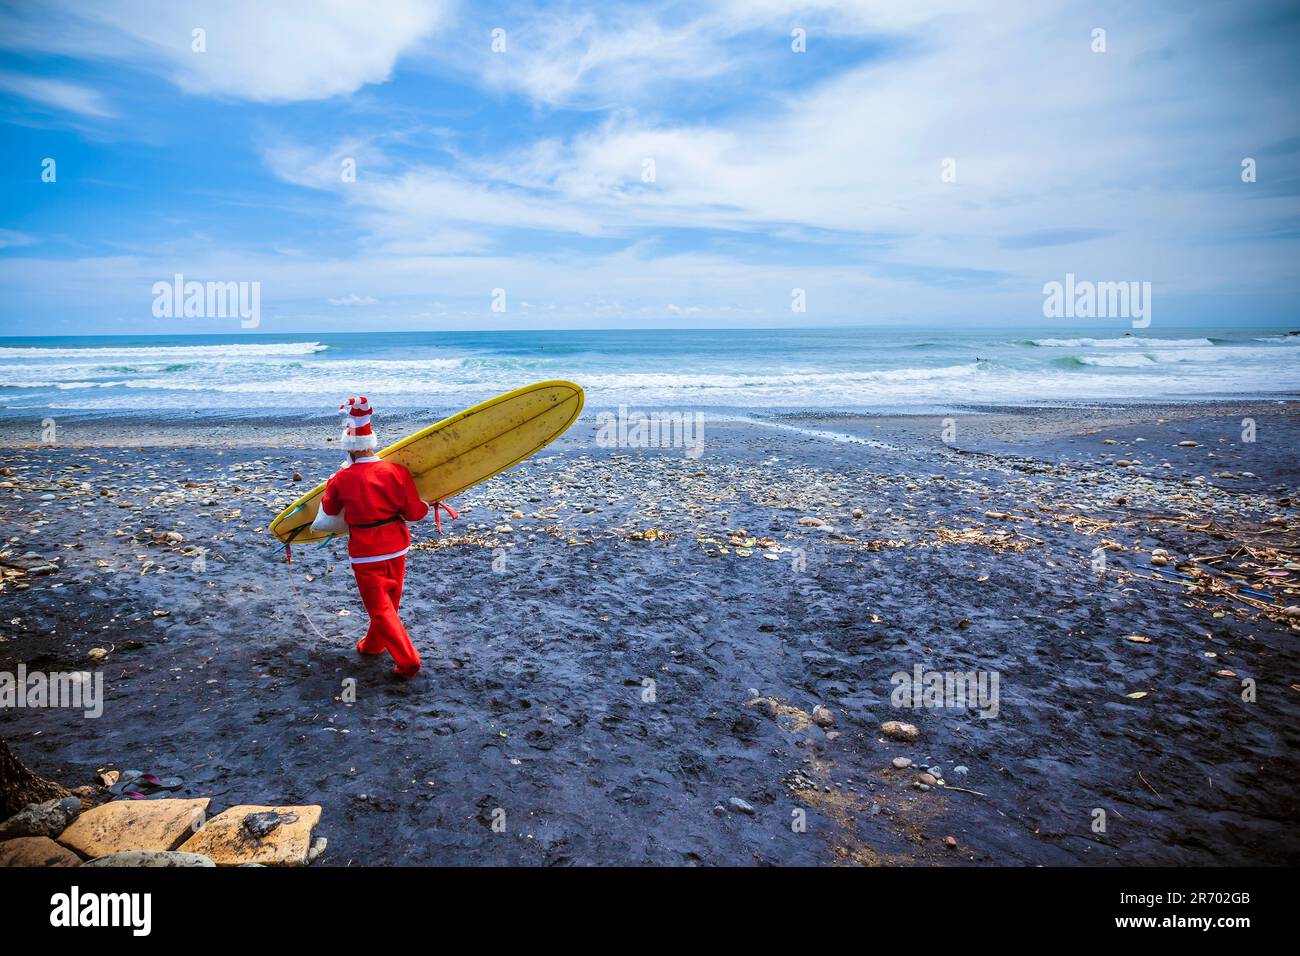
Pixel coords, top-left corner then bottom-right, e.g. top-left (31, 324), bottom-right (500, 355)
top-left (57, 798), bottom-right (210, 858)
top-left (930, 525), bottom-right (1040, 552)
top-left (179, 804), bottom-right (322, 866)
top-left (83, 850), bottom-right (215, 867)
top-left (1123, 635), bottom-right (1153, 644)
top-left (0, 836), bottom-right (83, 867)
top-left (881, 720), bottom-right (920, 742)
top-left (0, 796), bottom-right (82, 840)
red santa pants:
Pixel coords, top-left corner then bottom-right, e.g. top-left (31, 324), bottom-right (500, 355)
top-left (352, 556), bottom-right (420, 675)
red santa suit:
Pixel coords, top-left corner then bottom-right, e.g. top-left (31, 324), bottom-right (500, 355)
top-left (320, 398), bottom-right (430, 677)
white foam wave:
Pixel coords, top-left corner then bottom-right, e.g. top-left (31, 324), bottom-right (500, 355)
top-left (1030, 337), bottom-right (1214, 348)
top-left (1075, 354), bottom-right (1158, 367)
top-left (0, 342), bottom-right (328, 360)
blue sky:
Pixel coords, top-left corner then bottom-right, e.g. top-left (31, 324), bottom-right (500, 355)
top-left (0, 0), bottom-right (1298, 335)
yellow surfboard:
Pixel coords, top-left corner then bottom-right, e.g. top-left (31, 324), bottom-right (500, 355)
top-left (269, 380), bottom-right (584, 544)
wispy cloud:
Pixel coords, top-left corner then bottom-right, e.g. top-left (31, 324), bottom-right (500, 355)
top-left (0, 0), bottom-right (449, 103)
top-left (0, 71), bottom-right (114, 117)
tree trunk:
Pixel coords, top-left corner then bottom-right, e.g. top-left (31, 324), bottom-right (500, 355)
top-left (0, 737), bottom-right (72, 820)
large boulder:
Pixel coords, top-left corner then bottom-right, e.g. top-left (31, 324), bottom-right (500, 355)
top-left (0, 836), bottom-right (82, 867)
top-left (0, 796), bottom-right (82, 839)
top-left (57, 798), bottom-right (209, 858)
top-left (180, 805), bottom-right (321, 866)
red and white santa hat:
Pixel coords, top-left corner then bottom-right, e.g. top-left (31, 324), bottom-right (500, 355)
top-left (339, 396), bottom-right (377, 451)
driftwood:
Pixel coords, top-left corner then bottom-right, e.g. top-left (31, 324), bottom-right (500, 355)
top-left (0, 736), bottom-right (72, 820)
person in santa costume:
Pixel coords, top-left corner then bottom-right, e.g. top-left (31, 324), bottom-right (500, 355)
top-left (319, 397), bottom-right (429, 678)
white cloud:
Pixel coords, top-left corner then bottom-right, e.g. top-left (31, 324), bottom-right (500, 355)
top-left (0, 71), bottom-right (114, 117)
top-left (0, 0), bottom-right (449, 102)
top-left (328, 294), bottom-right (378, 305)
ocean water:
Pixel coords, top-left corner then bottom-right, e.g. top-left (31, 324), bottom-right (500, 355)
top-left (1, 326), bottom-right (1297, 418)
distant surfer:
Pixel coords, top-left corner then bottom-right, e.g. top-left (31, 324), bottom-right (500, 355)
top-left (318, 397), bottom-right (429, 678)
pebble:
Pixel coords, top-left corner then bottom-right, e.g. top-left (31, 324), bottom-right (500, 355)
top-left (881, 720), bottom-right (920, 742)
top-left (892, 757), bottom-right (913, 769)
top-left (811, 705), bottom-right (835, 727)
top-left (727, 797), bottom-right (755, 815)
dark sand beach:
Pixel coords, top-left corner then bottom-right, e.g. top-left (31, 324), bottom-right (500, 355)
top-left (2, 400), bottom-right (1298, 865)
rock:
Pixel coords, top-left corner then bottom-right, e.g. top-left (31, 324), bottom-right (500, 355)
top-left (851, 508), bottom-right (863, 519)
top-left (292, 472), bottom-right (303, 482)
top-left (0, 835), bottom-right (83, 867)
top-left (953, 765), bottom-right (969, 775)
top-left (810, 705), bottom-right (835, 727)
top-left (824, 731), bottom-right (840, 741)
top-left (86, 647), bottom-right (110, 662)
top-left (1151, 554), bottom-right (1168, 567)
top-left (58, 798), bottom-right (209, 858)
top-left (179, 804), bottom-right (321, 866)
top-left (494, 524), bottom-right (513, 533)
top-left (727, 797), bottom-right (755, 815)
top-left (1177, 440), bottom-right (1199, 447)
top-left (83, 850), bottom-right (215, 867)
top-left (916, 772), bottom-right (938, 787)
top-left (892, 757), bottom-right (913, 769)
top-left (880, 720), bottom-right (920, 742)
top-left (945, 836), bottom-right (958, 849)
top-left (798, 516), bottom-right (826, 527)
top-left (307, 836), bottom-right (327, 863)
top-left (0, 796), bottom-right (82, 840)
top-left (1284, 605), bottom-right (1300, 620)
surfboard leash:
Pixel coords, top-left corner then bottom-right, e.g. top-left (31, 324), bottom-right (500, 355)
top-left (274, 520), bottom-right (355, 646)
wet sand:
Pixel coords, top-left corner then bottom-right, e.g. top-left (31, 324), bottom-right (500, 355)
top-left (2, 400), bottom-right (1298, 865)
